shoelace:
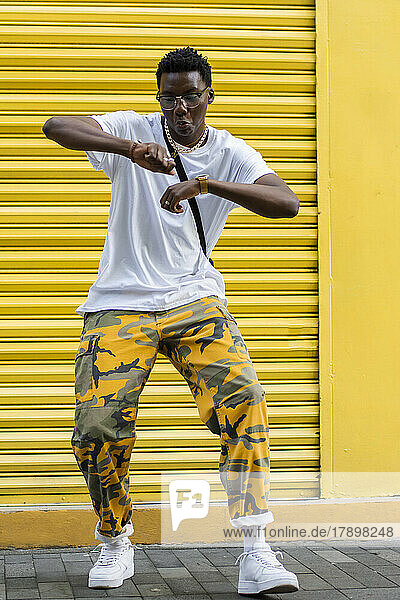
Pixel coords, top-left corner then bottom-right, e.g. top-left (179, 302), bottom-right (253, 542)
top-left (235, 547), bottom-right (285, 569)
top-left (91, 538), bottom-right (137, 567)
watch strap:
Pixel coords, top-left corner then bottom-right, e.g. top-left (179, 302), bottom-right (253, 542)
top-left (196, 175), bottom-right (209, 194)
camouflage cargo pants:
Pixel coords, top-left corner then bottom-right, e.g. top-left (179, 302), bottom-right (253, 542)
top-left (71, 295), bottom-right (271, 539)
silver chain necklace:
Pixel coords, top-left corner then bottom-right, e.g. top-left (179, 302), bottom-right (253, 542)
top-left (164, 120), bottom-right (208, 155)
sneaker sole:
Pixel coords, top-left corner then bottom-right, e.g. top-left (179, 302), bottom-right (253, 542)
top-left (88, 563), bottom-right (134, 589)
top-left (238, 575), bottom-right (299, 595)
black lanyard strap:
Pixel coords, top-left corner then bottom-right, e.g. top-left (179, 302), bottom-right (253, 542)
top-left (161, 116), bottom-right (214, 267)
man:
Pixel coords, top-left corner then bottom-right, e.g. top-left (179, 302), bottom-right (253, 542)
top-left (43, 46), bottom-right (300, 595)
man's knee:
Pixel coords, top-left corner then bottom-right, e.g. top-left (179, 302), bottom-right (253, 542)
top-left (72, 404), bottom-right (136, 445)
top-left (220, 382), bottom-right (265, 413)
top-left (215, 383), bottom-right (268, 438)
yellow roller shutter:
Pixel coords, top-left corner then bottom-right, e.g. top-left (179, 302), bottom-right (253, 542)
top-left (0, 0), bottom-right (317, 505)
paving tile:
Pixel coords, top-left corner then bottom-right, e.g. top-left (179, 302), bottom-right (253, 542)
top-left (314, 550), bottom-right (358, 563)
top-left (215, 565), bottom-right (238, 578)
top-left (61, 552), bottom-right (92, 562)
top-left (280, 540), bottom-right (326, 550)
top-left (37, 581), bottom-right (74, 598)
top-left (297, 572), bottom-right (334, 590)
top-left (32, 554), bottom-right (62, 560)
top-left (304, 541), bottom-right (333, 548)
top-left (378, 567), bottom-right (400, 577)
top-left (167, 576), bottom-right (207, 595)
top-left (370, 550), bottom-right (400, 566)
top-left (71, 587), bottom-right (107, 597)
top-left (5, 577), bottom-right (38, 590)
top-left (105, 597), bottom-right (141, 600)
top-left (67, 574), bottom-right (88, 587)
top-left (286, 591), bottom-right (348, 600)
top-left (224, 547), bottom-right (242, 559)
top-left (328, 574), bottom-right (367, 589)
top-left (352, 552), bottom-right (400, 569)
top-left (199, 549), bottom-right (235, 567)
top-left (5, 563), bottom-right (35, 578)
top-left (365, 564), bottom-right (400, 578)
top-left (140, 596), bottom-right (210, 600)
top-left (131, 559), bottom-right (158, 574)
top-left (157, 566), bottom-right (191, 578)
top-left (200, 579), bottom-right (237, 594)
top-left (193, 571), bottom-right (228, 583)
top-left (63, 560), bottom-right (92, 575)
top-left (279, 551), bottom-right (313, 573)
top-left (36, 571), bottom-right (69, 583)
top-left (131, 571), bottom-right (165, 584)
top-left (307, 562), bottom-right (361, 581)
top-left (131, 548), bottom-right (147, 560)
top-left (209, 594), bottom-right (269, 600)
top-left (338, 561), bottom-right (398, 587)
top-left (144, 550), bottom-right (183, 568)
top-left (285, 546), bottom-right (332, 564)
top-left (136, 581), bottom-right (173, 596)
top-left (34, 558), bottom-right (66, 573)
top-left (104, 579), bottom-right (140, 596)
top-left (6, 590), bottom-right (40, 600)
top-left (359, 541), bottom-right (400, 550)
top-left (342, 590), bottom-right (400, 599)
top-left (172, 549), bottom-right (217, 572)
top-left (224, 575), bottom-right (238, 587)
top-left (4, 556), bottom-right (34, 564)
top-left (328, 544), bottom-right (366, 553)
top-left (0, 583), bottom-right (4, 600)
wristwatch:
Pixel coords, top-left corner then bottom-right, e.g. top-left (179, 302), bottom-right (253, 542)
top-left (195, 174), bottom-right (209, 194)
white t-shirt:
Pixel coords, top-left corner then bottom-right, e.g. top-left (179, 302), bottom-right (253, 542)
top-left (76, 110), bottom-right (277, 315)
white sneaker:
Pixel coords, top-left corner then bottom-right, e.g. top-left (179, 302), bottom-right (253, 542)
top-left (88, 536), bottom-right (134, 588)
top-left (236, 544), bottom-right (299, 595)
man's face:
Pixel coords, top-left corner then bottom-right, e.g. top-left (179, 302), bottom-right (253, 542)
top-left (158, 71), bottom-right (212, 144)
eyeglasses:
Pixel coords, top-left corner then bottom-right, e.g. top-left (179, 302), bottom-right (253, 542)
top-left (156, 87), bottom-right (209, 110)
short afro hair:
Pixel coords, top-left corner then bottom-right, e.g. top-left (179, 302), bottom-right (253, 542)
top-left (156, 46), bottom-right (212, 89)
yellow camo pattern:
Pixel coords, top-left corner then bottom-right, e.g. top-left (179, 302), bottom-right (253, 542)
top-left (72, 296), bottom-right (270, 536)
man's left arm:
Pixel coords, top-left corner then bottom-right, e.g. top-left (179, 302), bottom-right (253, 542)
top-left (208, 174), bottom-right (299, 218)
top-left (160, 174), bottom-right (299, 218)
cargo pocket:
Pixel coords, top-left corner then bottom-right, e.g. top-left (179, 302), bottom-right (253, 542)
top-left (74, 333), bottom-right (100, 402)
top-left (214, 304), bottom-right (238, 325)
top-left (205, 407), bottom-right (221, 436)
top-left (215, 304), bottom-right (251, 358)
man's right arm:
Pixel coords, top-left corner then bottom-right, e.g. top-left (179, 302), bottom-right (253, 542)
top-left (42, 116), bottom-right (132, 158)
top-left (42, 116), bottom-right (176, 174)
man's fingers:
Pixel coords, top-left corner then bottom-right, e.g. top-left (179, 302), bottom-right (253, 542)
top-left (159, 157), bottom-right (176, 175)
top-left (165, 158), bottom-right (176, 169)
top-left (165, 161), bottom-right (176, 175)
top-left (136, 143), bottom-right (176, 175)
top-left (160, 186), bottom-right (184, 213)
top-left (155, 145), bottom-right (164, 164)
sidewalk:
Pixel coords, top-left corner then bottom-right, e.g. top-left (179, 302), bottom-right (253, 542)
top-left (1, 540), bottom-right (400, 600)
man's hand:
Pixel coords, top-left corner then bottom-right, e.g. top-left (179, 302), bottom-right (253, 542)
top-left (131, 142), bottom-right (176, 175)
top-left (160, 180), bottom-right (200, 214)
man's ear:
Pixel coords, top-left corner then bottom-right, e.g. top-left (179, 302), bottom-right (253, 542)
top-left (208, 88), bottom-right (215, 104)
